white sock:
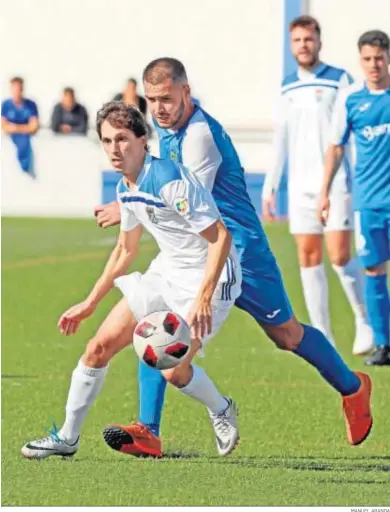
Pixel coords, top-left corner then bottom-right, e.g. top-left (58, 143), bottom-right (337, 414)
top-left (59, 359), bottom-right (108, 444)
top-left (332, 258), bottom-right (367, 325)
top-left (177, 364), bottom-right (227, 415)
top-left (300, 264), bottom-right (335, 344)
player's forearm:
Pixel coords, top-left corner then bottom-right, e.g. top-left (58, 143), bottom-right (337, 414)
top-left (86, 243), bottom-right (137, 307)
top-left (322, 144), bottom-right (345, 196)
top-left (262, 129), bottom-right (287, 199)
top-left (199, 224), bottom-right (232, 301)
top-left (13, 121), bottom-right (39, 135)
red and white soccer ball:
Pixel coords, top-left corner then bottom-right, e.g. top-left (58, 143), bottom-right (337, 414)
top-left (133, 311), bottom-right (191, 370)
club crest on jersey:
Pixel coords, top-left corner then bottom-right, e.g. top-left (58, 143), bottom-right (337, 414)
top-left (146, 206), bottom-right (159, 224)
top-left (170, 150), bottom-right (178, 161)
top-left (175, 198), bottom-right (189, 215)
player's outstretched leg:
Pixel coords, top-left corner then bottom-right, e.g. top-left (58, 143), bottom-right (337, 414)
top-left (265, 319), bottom-right (373, 445)
top-left (21, 298), bottom-right (137, 460)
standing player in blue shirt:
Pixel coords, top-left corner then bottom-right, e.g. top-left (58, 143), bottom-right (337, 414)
top-left (320, 30), bottom-right (390, 366)
top-left (95, 58), bottom-right (373, 457)
top-left (1, 77), bottom-right (39, 172)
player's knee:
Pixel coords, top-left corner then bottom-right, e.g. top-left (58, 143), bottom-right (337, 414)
top-left (298, 251), bottom-right (322, 267)
top-left (161, 366), bottom-right (192, 388)
top-left (364, 263), bottom-right (387, 276)
top-left (83, 337), bottom-right (113, 368)
top-left (329, 250), bottom-right (350, 267)
top-left (263, 318), bottom-right (303, 351)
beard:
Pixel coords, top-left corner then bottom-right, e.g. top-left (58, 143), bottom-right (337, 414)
top-left (156, 98), bottom-right (186, 129)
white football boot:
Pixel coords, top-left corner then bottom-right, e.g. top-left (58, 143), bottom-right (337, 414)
top-left (21, 422), bottom-right (79, 460)
top-left (353, 321), bottom-right (375, 356)
top-left (208, 397), bottom-right (239, 456)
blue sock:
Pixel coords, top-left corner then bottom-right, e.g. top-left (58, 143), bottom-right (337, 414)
top-left (294, 324), bottom-right (360, 395)
top-left (138, 361), bottom-right (167, 436)
top-left (365, 274), bottom-right (390, 348)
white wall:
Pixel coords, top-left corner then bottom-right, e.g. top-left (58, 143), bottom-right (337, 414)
top-left (309, 0), bottom-right (390, 80)
top-left (1, 133), bottom-right (104, 217)
top-left (1, 0), bottom-right (284, 129)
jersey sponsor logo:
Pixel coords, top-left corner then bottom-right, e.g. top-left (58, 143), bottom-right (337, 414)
top-left (146, 206), bottom-right (159, 224)
top-left (362, 123), bottom-right (390, 141)
top-left (175, 198), bottom-right (189, 215)
top-left (358, 102), bottom-right (371, 112)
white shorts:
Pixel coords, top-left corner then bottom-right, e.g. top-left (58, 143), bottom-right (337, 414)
top-left (114, 269), bottom-right (238, 345)
top-left (289, 192), bottom-right (353, 235)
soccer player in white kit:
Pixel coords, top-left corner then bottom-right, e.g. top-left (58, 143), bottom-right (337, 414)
top-left (262, 15), bottom-right (373, 355)
top-left (21, 102), bottom-right (241, 459)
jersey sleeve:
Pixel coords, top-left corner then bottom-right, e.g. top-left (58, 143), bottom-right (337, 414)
top-left (116, 183), bottom-right (140, 232)
top-left (330, 88), bottom-right (351, 146)
top-left (29, 101), bottom-right (39, 118)
top-left (159, 166), bottom-right (221, 233)
top-left (262, 93), bottom-right (288, 199)
top-left (339, 71), bottom-right (354, 88)
top-left (180, 121), bottom-right (222, 190)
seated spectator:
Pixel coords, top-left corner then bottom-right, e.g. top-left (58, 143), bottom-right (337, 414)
top-left (1, 77), bottom-right (39, 172)
top-left (113, 78), bottom-right (147, 115)
top-left (51, 87), bottom-right (88, 135)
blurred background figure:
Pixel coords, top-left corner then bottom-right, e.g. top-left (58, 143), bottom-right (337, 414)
top-left (113, 78), bottom-right (147, 115)
top-left (1, 76), bottom-right (39, 173)
top-left (51, 87), bottom-right (88, 135)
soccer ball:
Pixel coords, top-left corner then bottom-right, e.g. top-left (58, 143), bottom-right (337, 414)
top-left (133, 311), bottom-right (191, 370)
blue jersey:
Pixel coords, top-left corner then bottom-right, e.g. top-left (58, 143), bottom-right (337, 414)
top-left (154, 105), bottom-right (293, 325)
top-left (331, 83), bottom-right (390, 210)
top-left (1, 98), bottom-right (39, 124)
top-left (154, 106), bottom-right (270, 259)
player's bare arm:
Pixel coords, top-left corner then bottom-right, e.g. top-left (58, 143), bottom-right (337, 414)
top-left (318, 144), bottom-right (345, 225)
top-left (58, 225), bottom-right (142, 335)
top-left (188, 219), bottom-right (232, 339)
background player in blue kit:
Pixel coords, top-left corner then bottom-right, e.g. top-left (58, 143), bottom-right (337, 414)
top-left (320, 30), bottom-right (390, 367)
top-left (96, 58), bottom-right (373, 456)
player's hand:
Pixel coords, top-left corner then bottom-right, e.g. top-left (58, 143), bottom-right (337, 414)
top-left (262, 193), bottom-right (276, 222)
top-left (318, 194), bottom-right (331, 226)
top-left (57, 300), bottom-right (96, 336)
top-left (187, 296), bottom-right (212, 340)
top-left (94, 201), bottom-right (121, 229)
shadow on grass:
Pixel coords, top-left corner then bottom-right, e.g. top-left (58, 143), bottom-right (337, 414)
top-left (1, 374), bottom-right (40, 379)
top-left (83, 452), bottom-right (390, 475)
top-left (201, 454), bottom-right (390, 473)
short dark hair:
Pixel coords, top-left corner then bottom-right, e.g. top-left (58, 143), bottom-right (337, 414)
top-left (289, 15), bottom-right (321, 36)
top-left (128, 78), bottom-right (137, 86)
top-left (63, 87), bottom-right (75, 96)
top-left (358, 30), bottom-right (390, 51)
top-left (96, 101), bottom-right (148, 141)
top-left (10, 76), bottom-right (24, 85)
top-left (143, 57), bottom-right (188, 85)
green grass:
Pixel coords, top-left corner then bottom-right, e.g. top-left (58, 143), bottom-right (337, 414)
top-left (2, 218), bottom-right (389, 506)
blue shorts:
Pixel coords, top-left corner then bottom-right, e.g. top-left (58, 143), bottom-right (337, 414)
top-left (235, 245), bottom-right (293, 325)
top-left (355, 208), bottom-right (390, 268)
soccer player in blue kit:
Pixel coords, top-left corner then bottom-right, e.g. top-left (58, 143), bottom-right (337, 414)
top-left (95, 58), bottom-right (373, 457)
top-left (320, 30), bottom-right (390, 367)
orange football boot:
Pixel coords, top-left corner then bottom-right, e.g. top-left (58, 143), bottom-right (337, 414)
top-left (102, 422), bottom-right (162, 457)
top-left (342, 372), bottom-right (373, 445)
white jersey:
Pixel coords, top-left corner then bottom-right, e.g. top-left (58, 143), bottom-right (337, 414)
top-left (117, 153), bottom-right (241, 299)
top-left (263, 63), bottom-right (354, 201)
